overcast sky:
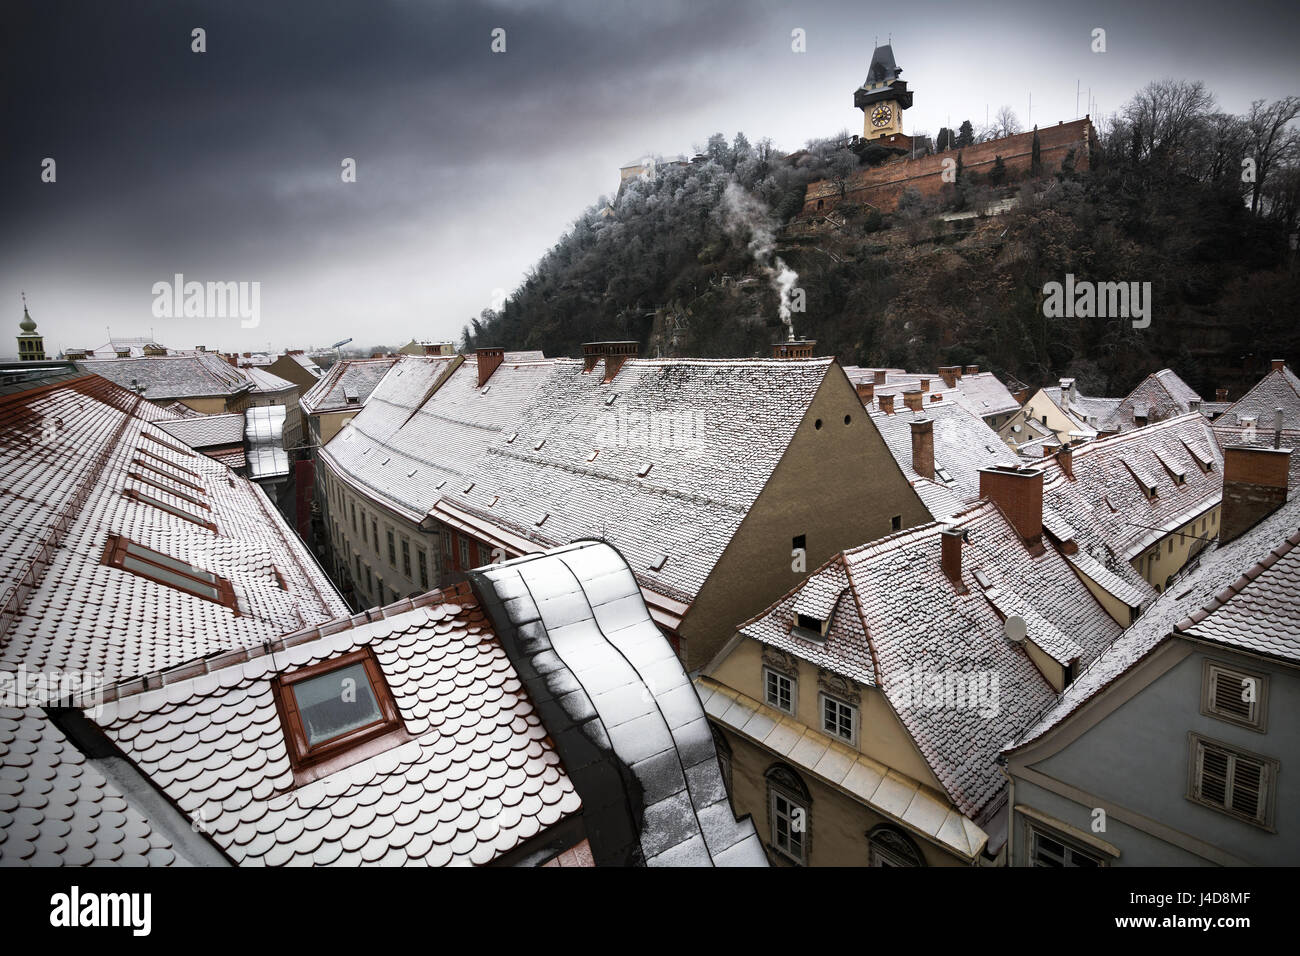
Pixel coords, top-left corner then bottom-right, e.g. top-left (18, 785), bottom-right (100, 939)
top-left (3, 0), bottom-right (1298, 356)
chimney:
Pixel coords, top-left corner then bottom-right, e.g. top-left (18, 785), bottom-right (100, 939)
top-left (903, 389), bottom-right (923, 412)
top-left (1013, 387), bottom-right (1030, 405)
top-left (855, 381), bottom-right (875, 404)
top-left (1216, 387), bottom-right (1229, 402)
top-left (910, 417), bottom-right (934, 479)
top-left (1042, 440), bottom-right (1061, 458)
top-left (873, 369), bottom-right (888, 385)
top-left (1219, 444), bottom-right (1291, 544)
top-left (965, 365), bottom-right (980, 376)
top-left (1058, 378), bottom-right (1073, 413)
top-left (476, 347), bottom-right (505, 387)
top-left (938, 366), bottom-right (960, 388)
top-left (1058, 443), bottom-right (1074, 479)
top-left (772, 339), bottom-right (816, 359)
top-left (979, 465), bottom-right (1044, 550)
top-left (601, 341), bottom-right (639, 382)
top-left (941, 528), bottom-right (966, 592)
top-left (582, 342), bottom-right (604, 373)
top-left (878, 394), bottom-right (895, 415)
top-left (919, 378), bottom-right (930, 393)
top-left (1271, 359), bottom-right (1287, 373)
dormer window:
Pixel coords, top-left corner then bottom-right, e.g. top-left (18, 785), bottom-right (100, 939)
top-left (101, 535), bottom-right (234, 608)
top-left (794, 613), bottom-right (827, 640)
top-left (271, 647), bottom-right (407, 784)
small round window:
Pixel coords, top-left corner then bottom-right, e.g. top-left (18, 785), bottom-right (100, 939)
top-left (814, 418), bottom-right (823, 430)
top-left (844, 414), bottom-right (852, 425)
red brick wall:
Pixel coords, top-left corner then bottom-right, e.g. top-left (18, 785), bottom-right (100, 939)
top-left (979, 467), bottom-right (1044, 544)
top-left (803, 118), bottom-right (1095, 216)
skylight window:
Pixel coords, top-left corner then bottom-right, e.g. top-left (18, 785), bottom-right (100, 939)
top-left (128, 471), bottom-right (209, 509)
top-left (637, 462), bottom-right (653, 477)
top-left (272, 647), bottom-right (406, 781)
top-left (649, 554), bottom-right (668, 571)
top-left (102, 535), bottom-right (233, 607)
top-left (137, 448), bottom-right (201, 479)
top-left (141, 432), bottom-right (195, 457)
top-left (122, 488), bottom-right (217, 532)
top-left (132, 457), bottom-right (206, 493)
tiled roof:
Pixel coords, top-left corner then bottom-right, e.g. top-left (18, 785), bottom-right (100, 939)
top-left (470, 542), bottom-right (766, 866)
top-left (243, 366), bottom-right (297, 394)
top-left (299, 356), bottom-right (404, 415)
top-left (1011, 496), bottom-right (1300, 749)
top-left (737, 499), bottom-right (1123, 817)
top-left (1042, 385), bottom-right (1117, 434)
top-left (88, 582), bottom-right (582, 866)
top-left (844, 367), bottom-right (1018, 420)
top-left (245, 406), bottom-right (288, 479)
top-left (1211, 425), bottom-right (1300, 493)
top-left (870, 400), bottom-right (1019, 520)
top-left (325, 355), bottom-right (836, 606)
top-left (1100, 368), bottom-right (1202, 432)
top-left (157, 413), bottom-right (247, 449)
top-left (1218, 364), bottom-right (1300, 428)
top-left (0, 373), bottom-right (348, 683)
top-left (288, 353), bottom-right (323, 377)
top-left (1040, 414), bottom-right (1223, 563)
top-left (0, 706), bottom-right (182, 865)
top-left (76, 352), bottom-right (255, 401)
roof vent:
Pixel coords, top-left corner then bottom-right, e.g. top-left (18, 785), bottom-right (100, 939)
top-left (637, 462), bottom-right (653, 477)
top-left (649, 554), bottom-right (668, 571)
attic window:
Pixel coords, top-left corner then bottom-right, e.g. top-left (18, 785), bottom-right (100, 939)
top-left (343, 388), bottom-right (360, 404)
top-left (101, 535), bottom-right (234, 608)
top-left (271, 647), bottom-right (406, 781)
top-left (936, 466), bottom-right (954, 484)
top-left (122, 489), bottom-right (217, 532)
top-left (794, 613), bottom-right (827, 640)
top-left (649, 554), bottom-right (668, 571)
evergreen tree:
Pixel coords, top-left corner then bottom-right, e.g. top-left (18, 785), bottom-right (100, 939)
top-left (956, 120), bottom-right (975, 148)
top-left (989, 155), bottom-right (1007, 185)
top-left (1031, 126), bottom-right (1042, 175)
top-left (936, 127), bottom-right (953, 152)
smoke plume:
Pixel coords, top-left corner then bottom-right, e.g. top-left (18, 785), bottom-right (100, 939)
top-left (720, 182), bottom-right (800, 334)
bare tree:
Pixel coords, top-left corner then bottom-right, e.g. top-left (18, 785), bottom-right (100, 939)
top-left (987, 105), bottom-right (1022, 140)
top-left (1246, 96), bottom-right (1300, 215)
top-left (1122, 79), bottom-right (1214, 164)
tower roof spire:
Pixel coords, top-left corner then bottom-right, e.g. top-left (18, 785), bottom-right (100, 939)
top-left (19, 292), bottom-right (37, 333)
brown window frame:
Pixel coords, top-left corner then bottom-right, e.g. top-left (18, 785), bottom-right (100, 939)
top-left (271, 646), bottom-right (409, 785)
top-left (141, 431), bottom-right (197, 457)
top-left (121, 488), bottom-right (218, 532)
top-left (101, 533), bottom-right (236, 609)
top-left (127, 471), bottom-right (211, 509)
top-left (136, 447), bottom-right (202, 479)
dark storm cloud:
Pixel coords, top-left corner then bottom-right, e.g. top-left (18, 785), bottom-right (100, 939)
top-left (2, 0), bottom-right (1297, 352)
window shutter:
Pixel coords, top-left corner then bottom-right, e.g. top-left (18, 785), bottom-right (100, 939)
top-left (1197, 742), bottom-right (1229, 808)
top-left (1229, 755), bottom-right (1265, 820)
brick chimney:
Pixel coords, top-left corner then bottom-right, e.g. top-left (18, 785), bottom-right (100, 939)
top-left (879, 394), bottom-right (895, 415)
top-left (903, 389), bottom-right (923, 412)
top-left (938, 366), bottom-right (960, 389)
top-left (855, 381), bottom-right (875, 404)
top-left (477, 347), bottom-right (505, 387)
top-left (1058, 443), bottom-right (1074, 479)
top-left (941, 528), bottom-right (967, 592)
top-left (1013, 387), bottom-right (1030, 405)
top-left (1272, 359), bottom-right (1287, 373)
top-left (1219, 444), bottom-right (1292, 544)
top-left (772, 339), bottom-right (816, 359)
top-left (1216, 387), bottom-right (1229, 402)
top-left (919, 378), bottom-right (929, 393)
top-left (873, 369), bottom-right (888, 385)
top-left (582, 343), bottom-right (604, 374)
top-left (979, 465), bottom-right (1044, 550)
top-left (965, 365), bottom-right (980, 376)
top-left (910, 417), bottom-right (934, 479)
top-left (601, 341), bottom-right (639, 382)
top-left (1042, 440), bottom-right (1060, 458)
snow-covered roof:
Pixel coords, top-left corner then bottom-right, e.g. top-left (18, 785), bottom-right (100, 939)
top-left (736, 499), bottom-right (1124, 818)
top-left (870, 399), bottom-right (1019, 521)
top-left (1218, 363), bottom-right (1300, 429)
top-left (157, 412), bottom-right (247, 448)
top-left (1010, 495), bottom-right (1300, 750)
top-left (299, 356), bottom-right (403, 415)
top-left (1099, 368), bottom-right (1202, 432)
top-left (844, 367), bottom-right (1020, 420)
top-left (86, 581), bottom-right (583, 866)
top-left (243, 365), bottom-right (297, 394)
top-left (76, 352), bottom-right (255, 401)
top-left (470, 541), bottom-right (766, 865)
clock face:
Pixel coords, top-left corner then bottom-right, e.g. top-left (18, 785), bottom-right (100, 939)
top-left (871, 104), bottom-right (893, 128)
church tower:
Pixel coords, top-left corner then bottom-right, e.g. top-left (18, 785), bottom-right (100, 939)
top-left (16, 294), bottom-right (46, 361)
top-left (854, 43), bottom-right (913, 140)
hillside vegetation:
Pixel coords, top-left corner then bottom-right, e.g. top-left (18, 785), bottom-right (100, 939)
top-left (463, 82), bottom-right (1300, 397)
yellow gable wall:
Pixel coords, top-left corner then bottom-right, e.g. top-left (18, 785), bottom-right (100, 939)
top-left (709, 636), bottom-right (945, 792)
top-left (1000, 388), bottom-right (1075, 445)
top-left (680, 366), bottom-right (931, 670)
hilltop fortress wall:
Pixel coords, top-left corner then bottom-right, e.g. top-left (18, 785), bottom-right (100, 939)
top-left (801, 117), bottom-right (1097, 216)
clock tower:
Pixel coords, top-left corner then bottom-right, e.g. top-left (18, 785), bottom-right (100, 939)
top-left (854, 43), bottom-right (913, 140)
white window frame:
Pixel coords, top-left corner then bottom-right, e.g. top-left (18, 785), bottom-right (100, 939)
top-left (763, 666), bottom-right (796, 715)
top-left (820, 692), bottom-right (858, 746)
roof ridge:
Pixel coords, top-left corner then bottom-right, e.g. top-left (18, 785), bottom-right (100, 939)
top-left (1175, 527), bottom-right (1300, 633)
